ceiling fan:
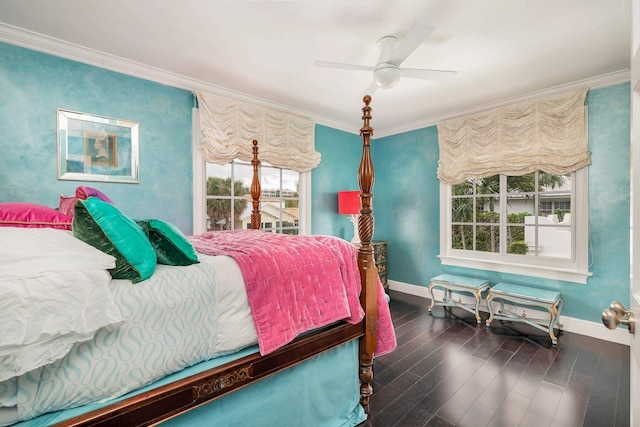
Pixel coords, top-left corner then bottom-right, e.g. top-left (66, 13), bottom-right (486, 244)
top-left (314, 21), bottom-right (457, 92)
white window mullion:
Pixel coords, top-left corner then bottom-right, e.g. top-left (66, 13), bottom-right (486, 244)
top-left (473, 180), bottom-right (478, 251)
top-left (299, 171), bottom-right (311, 235)
top-left (279, 169), bottom-right (284, 232)
top-left (534, 171), bottom-right (540, 257)
top-left (230, 162), bottom-right (236, 227)
top-left (499, 175), bottom-right (507, 255)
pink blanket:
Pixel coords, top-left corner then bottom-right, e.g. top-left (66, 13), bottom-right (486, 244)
top-left (189, 230), bottom-right (396, 356)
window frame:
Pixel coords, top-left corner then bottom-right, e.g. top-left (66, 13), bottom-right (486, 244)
top-left (258, 162), bottom-right (303, 234)
top-left (439, 167), bottom-right (591, 284)
top-left (194, 159), bottom-right (310, 235)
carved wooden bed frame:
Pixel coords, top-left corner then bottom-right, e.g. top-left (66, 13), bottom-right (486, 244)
top-left (54, 96), bottom-right (378, 427)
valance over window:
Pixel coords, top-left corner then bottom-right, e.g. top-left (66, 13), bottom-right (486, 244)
top-left (436, 87), bottom-right (590, 185)
top-left (195, 91), bottom-right (320, 172)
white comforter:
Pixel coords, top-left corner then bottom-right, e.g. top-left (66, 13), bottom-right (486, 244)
top-left (0, 228), bottom-right (121, 382)
top-left (0, 229), bottom-right (257, 423)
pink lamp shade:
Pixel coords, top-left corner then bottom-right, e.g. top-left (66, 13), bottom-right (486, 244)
top-left (338, 191), bottom-right (360, 215)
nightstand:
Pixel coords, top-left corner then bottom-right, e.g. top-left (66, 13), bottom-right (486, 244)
top-left (371, 241), bottom-right (388, 292)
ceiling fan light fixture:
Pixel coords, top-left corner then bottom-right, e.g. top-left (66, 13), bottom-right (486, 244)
top-left (374, 63), bottom-right (401, 89)
top-left (314, 21), bottom-right (456, 91)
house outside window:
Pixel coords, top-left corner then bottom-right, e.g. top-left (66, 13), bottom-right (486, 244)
top-left (539, 201), bottom-right (553, 215)
top-left (206, 160), bottom-right (300, 234)
top-left (539, 200), bottom-right (571, 216)
top-left (440, 168), bottom-right (590, 283)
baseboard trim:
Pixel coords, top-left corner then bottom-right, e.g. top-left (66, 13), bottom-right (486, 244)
top-left (388, 280), bottom-right (631, 346)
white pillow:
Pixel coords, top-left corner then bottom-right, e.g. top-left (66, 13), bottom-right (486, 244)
top-left (0, 228), bottom-right (122, 381)
top-left (0, 227), bottom-right (115, 280)
top-left (0, 269), bottom-right (124, 382)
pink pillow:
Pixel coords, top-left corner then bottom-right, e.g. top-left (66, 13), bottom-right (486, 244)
top-left (0, 202), bottom-right (72, 230)
top-left (59, 195), bottom-right (78, 217)
top-left (76, 186), bottom-right (114, 204)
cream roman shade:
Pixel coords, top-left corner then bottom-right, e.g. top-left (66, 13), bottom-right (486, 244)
top-left (195, 91), bottom-right (320, 172)
top-left (436, 87), bottom-right (590, 185)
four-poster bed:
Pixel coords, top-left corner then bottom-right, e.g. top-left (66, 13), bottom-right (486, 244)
top-left (0, 96), bottom-right (392, 427)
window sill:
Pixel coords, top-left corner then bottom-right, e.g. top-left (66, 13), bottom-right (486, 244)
top-left (438, 254), bottom-right (592, 284)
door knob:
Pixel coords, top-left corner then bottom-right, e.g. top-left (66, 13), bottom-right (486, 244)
top-left (602, 301), bottom-right (635, 334)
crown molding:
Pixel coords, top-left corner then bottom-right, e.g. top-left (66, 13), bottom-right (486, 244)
top-left (0, 22), bottom-right (356, 134)
top-left (0, 23), bottom-right (630, 139)
top-left (374, 69), bottom-right (631, 138)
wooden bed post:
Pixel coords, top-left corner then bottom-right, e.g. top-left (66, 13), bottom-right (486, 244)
top-left (358, 95), bottom-right (378, 413)
top-left (250, 140), bottom-right (261, 230)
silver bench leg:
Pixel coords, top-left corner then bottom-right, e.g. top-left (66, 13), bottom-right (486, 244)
top-left (547, 299), bottom-right (564, 345)
top-left (486, 293), bottom-right (495, 326)
top-left (473, 289), bottom-right (482, 324)
top-left (428, 282), bottom-right (436, 313)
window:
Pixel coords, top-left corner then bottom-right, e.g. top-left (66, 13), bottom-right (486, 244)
top-left (205, 160), bottom-right (301, 234)
top-left (440, 169), bottom-right (590, 283)
top-left (539, 201), bottom-right (553, 215)
top-left (539, 200), bottom-right (571, 215)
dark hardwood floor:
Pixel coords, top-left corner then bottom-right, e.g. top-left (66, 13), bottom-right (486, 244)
top-left (362, 291), bottom-right (630, 427)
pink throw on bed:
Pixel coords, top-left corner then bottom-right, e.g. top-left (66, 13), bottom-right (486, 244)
top-left (189, 230), bottom-right (396, 356)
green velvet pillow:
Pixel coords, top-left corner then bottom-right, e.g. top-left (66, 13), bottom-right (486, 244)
top-left (73, 198), bottom-right (156, 283)
top-left (136, 219), bottom-right (199, 266)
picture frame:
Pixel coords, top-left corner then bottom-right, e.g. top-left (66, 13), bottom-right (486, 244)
top-left (57, 109), bottom-right (139, 183)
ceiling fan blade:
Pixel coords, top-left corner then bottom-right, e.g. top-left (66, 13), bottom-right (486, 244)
top-left (388, 21), bottom-right (435, 66)
top-left (314, 60), bottom-right (374, 72)
top-left (402, 67), bottom-right (457, 82)
top-left (362, 80), bottom-right (379, 96)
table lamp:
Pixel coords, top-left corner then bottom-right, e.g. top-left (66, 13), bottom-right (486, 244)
top-left (338, 190), bottom-right (361, 245)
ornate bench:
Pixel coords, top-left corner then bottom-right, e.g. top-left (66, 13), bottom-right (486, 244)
top-left (428, 274), bottom-right (490, 324)
top-left (486, 282), bottom-right (563, 345)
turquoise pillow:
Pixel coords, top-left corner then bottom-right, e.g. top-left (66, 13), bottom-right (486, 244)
top-left (73, 198), bottom-right (156, 283)
top-left (136, 219), bottom-right (199, 266)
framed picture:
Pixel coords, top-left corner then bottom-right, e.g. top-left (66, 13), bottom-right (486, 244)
top-left (57, 109), bottom-right (139, 183)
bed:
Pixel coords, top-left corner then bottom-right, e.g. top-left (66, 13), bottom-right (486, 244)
top-left (0, 95), bottom-right (394, 426)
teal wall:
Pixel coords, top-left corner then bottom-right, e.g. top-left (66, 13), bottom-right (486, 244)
top-left (0, 42), bottom-right (632, 324)
top-left (311, 125), bottom-right (363, 238)
top-left (0, 42), bottom-right (194, 233)
top-left (373, 126), bottom-right (441, 282)
top-left (371, 83), bottom-right (631, 322)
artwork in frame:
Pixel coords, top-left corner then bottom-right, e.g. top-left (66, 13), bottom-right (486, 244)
top-left (84, 131), bottom-right (119, 168)
top-left (57, 109), bottom-right (139, 183)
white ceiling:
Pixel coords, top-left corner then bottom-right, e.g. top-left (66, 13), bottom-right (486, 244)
top-left (0, 0), bottom-right (632, 136)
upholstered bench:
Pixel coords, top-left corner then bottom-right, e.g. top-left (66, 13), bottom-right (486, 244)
top-left (486, 282), bottom-right (563, 345)
top-left (428, 274), bottom-right (490, 324)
